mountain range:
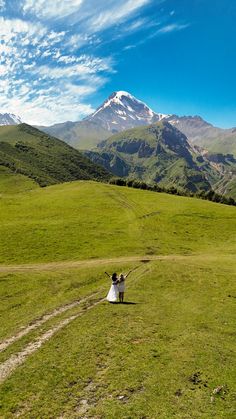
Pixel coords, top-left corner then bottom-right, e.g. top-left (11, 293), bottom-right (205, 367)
top-left (86, 120), bottom-right (215, 192)
top-left (1, 91), bottom-right (236, 197)
top-left (39, 91), bottom-right (236, 157)
top-left (166, 114), bottom-right (236, 156)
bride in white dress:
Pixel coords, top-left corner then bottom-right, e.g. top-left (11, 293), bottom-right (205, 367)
top-left (105, 272), bottom-right (119, 302)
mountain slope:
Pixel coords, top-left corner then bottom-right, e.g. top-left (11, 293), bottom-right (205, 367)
top-left (167, 115), bottom-right (236, 156)
top-left (0, 124), bottom-right (111, 187)
top-left (0, 165), bottom-right (38, 194)
top-left (85, 90), bottom-right (168, 132)
top-left (202, 132), bottom-right (236, 156)
top-left (0, 113), bottom-right (22, 126)
top-left (85, 120), bottom-right (217, 193)
top-left (39, 91), bottom-right (168, 150)
top-left (40, 120), bottom-right (111, 150)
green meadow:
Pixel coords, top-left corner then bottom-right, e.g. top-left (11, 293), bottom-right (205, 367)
top-left (0, 177), bottom-right (236, 418)
top-left (1, 180), bottom-right (236, 264)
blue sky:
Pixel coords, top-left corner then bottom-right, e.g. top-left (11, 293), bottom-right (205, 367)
top-left (0, 0), bottom-right (235, 127)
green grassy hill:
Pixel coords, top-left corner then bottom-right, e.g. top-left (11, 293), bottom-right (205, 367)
top-left (0, 124), bottom-right (110, 187)
top-left (0, 166), bottom-right (38, 195)
top-left (40, 120), bottom-right (111, 150)
top-left (0, 181), bottom-right (235, 418)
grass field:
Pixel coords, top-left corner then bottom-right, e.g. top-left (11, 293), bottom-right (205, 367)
top-left (0, 176), bottom-right (235, 418)
top-left (1, 180), bottom-right (236, 264)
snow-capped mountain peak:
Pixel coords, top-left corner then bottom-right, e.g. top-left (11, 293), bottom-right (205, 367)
top-left (0, 113), bottom-right (22, 126)
top-left (85, 91), bottom-right (169, 132)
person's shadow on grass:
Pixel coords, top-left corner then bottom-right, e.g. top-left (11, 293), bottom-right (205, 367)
top-left (108, 301), bottom-right (137, 305)
top-left (122, 301), bottom-right (137, 305)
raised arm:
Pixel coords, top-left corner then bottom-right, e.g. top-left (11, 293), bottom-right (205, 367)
top-left (125, 267), bottom-right (137, 278)
top-left (125, 270), bottom-right (132, 278)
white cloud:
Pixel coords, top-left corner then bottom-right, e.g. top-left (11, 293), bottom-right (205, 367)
top-left (0, 14), bottom-right (113, 125)
top-left (0, 1), bottom-right (178, 125)
top-left (0, 0), bottom-right (5, 11)
top-left (87, 0), bottom-right (151, 32)
top-left (21, 0), bottom-right (152, 33)
top-left (35, 56), bottom-right (113, 80)
top-left (157, 23), bottom-right (190, 34)
top-left (22, 0), bottom-right (84, 19)
top-left (67, 33), bottom-right (100, 50)
top-left (0, 16), bottom-right (46, 40)
top-left (0, 81), bottom-right (95, 125)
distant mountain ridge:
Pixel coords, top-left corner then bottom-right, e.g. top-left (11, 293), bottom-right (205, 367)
top-left (166, 114), bottom-right (236, 155)
top-left (38, 91), bottom-right (236, 157)
top-left (0, 113), bottom-right (22, 126)
top-left (3, 91), bottom-right (235, 157)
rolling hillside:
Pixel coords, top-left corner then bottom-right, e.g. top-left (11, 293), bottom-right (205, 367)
top-left (1, 180), bottom-right (236, 264)
top-left (0, 124), bottom-right (110, 186)
top-left (0, 166), bottom-right (38, 194)
top-left (0, 180), bottom-right (235, 418)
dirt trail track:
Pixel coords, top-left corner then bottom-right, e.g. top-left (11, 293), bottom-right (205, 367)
top-left (0, 292), bottom-right (100, 353)
top-left (0, 253), bottom-right (206, 385)
top-left (0, 259), bottom-right (151, 384)
top-left (0, 298), bottom-right (104, 384)
top-left (0, 254), bottom-right (189, 273)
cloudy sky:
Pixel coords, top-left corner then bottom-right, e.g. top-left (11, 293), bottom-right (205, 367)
top-left (0, 0), bottom-right (235, 127)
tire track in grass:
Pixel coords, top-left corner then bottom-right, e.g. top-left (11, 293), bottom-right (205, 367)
top-left (61, 264), bottom-right (153, 419)
top-left (0, 254), bottom-right (190, 273)
top-left (0, 262), bottom-right (146, 354)
top-left (0, 263), bottom-right (149, 385)
top-left (0, 297), bottom-right (105, 384)
top-left (0, 260), bottom-right (151, 356)
top-left (0, 292), bottom-right (100, 353)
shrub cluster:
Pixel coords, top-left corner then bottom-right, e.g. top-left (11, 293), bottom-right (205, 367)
top-left (109, 177), bottom-right (236, 207)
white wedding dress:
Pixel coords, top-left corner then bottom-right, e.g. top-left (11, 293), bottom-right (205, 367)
top-left (106, 282), bottom-right (118, 302)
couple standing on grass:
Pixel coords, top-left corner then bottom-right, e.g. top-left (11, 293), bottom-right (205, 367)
top-left (105, 271), bottom-right (133, 303)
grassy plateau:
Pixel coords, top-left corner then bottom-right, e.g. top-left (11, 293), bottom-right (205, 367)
top-left (0, 174), bottom-right (235, 418)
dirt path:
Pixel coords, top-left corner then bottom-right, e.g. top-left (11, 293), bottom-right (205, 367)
top-left (0, 292), bottom-right (100, 353)
top-left (0, 297), bottom-right (105, 384)
top-left (0, 254), bottom-right (189, 273)
top-left (0, 264), bottom-right (150, 385)
top-left (0, 262), bottom-right (149, 354)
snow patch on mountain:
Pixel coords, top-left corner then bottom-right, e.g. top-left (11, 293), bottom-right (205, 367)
top-left (85, 91), bottom-right (170, 132)
top-left (0, 113), bottom-right (22, 126)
